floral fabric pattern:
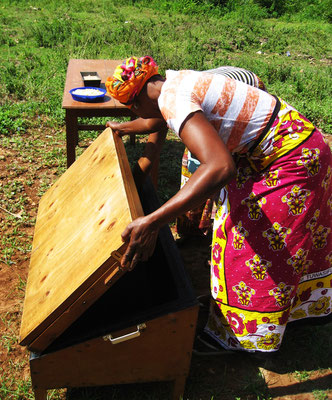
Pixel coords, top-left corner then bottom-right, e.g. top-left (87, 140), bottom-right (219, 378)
top-left (206, 127), bottom-right (332, 352)
top-left (249, 98), bottom-right (316, 172)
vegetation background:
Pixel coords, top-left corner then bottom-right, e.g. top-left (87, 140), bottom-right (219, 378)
top-left (0, 0), bottom-right (331, 399)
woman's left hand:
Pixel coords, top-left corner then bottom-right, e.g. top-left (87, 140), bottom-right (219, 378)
top-left (120, 216), bottom-right (159, 271)
top-left (106, 121), bottom-right (126, 137)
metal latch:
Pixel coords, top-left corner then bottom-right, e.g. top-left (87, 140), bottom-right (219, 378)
top-left (103, 323), bottom-right (146, 345)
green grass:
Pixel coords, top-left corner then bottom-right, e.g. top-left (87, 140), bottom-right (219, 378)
top-left (0, 0), bottom-right (331, 133)
top-left (294, 369), bottom-right (311, 382)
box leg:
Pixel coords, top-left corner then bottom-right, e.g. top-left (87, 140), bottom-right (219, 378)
top-left (172, 376), bottom-right (186, 400)
top-left (33, 388), bottom-right (47, 400)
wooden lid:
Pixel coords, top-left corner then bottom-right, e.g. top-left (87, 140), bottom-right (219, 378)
top-left (19, 129), bottom-right (143, 352)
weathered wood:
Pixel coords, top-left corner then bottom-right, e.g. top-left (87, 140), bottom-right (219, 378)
top-left (22, 140), bottom-right (199, 400)
top-left (76, 124), bottom-right (106, 131)
top-left (27, 260), bottom-right (122, 352)
top-left (20, 128), bottom-right (143, 351)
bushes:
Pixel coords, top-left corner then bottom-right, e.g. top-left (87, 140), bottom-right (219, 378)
top-left (143, 0), bottom-right (332, 21)
top-left (280, 0), bottom-right (332, 22)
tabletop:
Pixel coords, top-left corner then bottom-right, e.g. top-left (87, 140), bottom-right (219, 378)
top-left (62, 59), bottom-right (128, 111)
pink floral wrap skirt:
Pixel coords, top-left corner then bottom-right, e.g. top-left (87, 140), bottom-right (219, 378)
top-left (206, 99), bottom-right (332, 352)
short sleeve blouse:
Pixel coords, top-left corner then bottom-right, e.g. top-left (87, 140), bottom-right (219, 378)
top-left (158, 70), bottom-right (277, 153)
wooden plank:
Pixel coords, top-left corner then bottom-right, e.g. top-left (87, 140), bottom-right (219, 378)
top-left (113, 133), bottom-right (143, 221)
top-left (76, 124), bottom-right (106, 131)
top-left (20, 128), bottom-right (143, 347)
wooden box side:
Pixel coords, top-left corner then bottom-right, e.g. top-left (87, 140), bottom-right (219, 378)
top-left (29, 307), bottom-right (199, 392)
top-left (20, 128), bottom-right (143, 348)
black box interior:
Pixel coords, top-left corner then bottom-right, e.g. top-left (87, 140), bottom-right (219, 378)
top-left (40, 178), bottom-right (197, 355)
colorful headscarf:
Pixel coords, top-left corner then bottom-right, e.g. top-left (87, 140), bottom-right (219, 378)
top-left (106, 56), bottom-right (159, 105)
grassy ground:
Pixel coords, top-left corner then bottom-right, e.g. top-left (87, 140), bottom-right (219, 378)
top-left (1, 0), bottom-right (332, 399)
top-left (1, 0), bottom-right (331, 134)
top-left (1, 127), bottom-right (331, 400)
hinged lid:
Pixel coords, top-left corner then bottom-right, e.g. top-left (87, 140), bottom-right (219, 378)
top-left (19, 128), bottom-right (143, 352)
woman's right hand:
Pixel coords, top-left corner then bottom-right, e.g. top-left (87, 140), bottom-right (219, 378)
top-left (120, 215), bottom-right (160, 271)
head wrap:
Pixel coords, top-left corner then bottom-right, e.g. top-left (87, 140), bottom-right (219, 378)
top-left (106, 56), bottom-right (159, 105)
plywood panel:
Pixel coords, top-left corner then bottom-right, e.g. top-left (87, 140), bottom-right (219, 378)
top-left (20, 128), bottom-right (143, 346)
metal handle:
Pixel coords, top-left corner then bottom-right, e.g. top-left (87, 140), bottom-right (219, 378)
top-left (103, 323), bottom-right (146, 345)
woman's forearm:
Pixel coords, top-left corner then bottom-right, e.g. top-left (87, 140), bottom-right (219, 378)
top-left (145, 111), bottom-right (236, 227)
top-left (134, 127), bottom-right (168, 187)
top-left (106, 117), bottom-right (166, 136)
top-left (146, 160), bottom-right (235, 228)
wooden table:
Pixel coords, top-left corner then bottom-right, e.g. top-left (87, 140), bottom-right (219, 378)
top-left (62, 59), bottom-right (135, 168)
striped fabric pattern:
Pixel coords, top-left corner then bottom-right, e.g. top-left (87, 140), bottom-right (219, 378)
top-left (206, 66), bottom-right (260, 88)
top-left (158, 70), bottom-right (276, 153)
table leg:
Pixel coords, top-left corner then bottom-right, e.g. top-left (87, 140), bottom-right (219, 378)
top-left (65, 110), bottom-right (78, 168)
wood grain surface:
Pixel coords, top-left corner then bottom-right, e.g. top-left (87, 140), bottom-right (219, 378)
top-left (20, 128), bottom-right (143, 347)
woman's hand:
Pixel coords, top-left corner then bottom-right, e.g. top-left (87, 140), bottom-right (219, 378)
top-left (106, 121), bottom-right (126, 137)
top-left (120, 216), bottom-right (159, 271)
top-left (106, 118), bottom-right (167, 137)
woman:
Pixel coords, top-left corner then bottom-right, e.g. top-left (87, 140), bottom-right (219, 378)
top-left (176, 66), bottom-right (267, 237)
top-left (108, 63), bottom-right (267, 237)
top-left (106, 56), bottom-right (332, 353)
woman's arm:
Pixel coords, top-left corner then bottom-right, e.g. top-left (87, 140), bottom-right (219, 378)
top-left (120, 111), bottom-right (236, 270)
top-left (106, 117), bottom-right (166, 137)
top-left (133, 126), bottom-right (168, 187)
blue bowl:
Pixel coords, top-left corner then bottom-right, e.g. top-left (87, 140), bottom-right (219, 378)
top-left (69, 87), bottom-right (107, 102)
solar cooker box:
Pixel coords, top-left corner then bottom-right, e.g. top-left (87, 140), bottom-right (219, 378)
top-left (19, 129), bottom-right (199, 400)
